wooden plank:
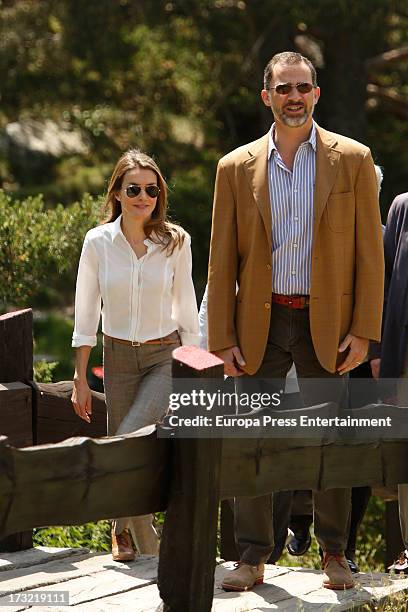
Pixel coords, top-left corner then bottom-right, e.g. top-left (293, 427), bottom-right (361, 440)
top-left (219, 437), bottom-right (408, 499)
top-left (212, 562), bottom-right (408, 611)
top-left (1, 550), bottom-right (408, 611)
top-left (0, 552), bottom-right (158, 596)
top-left (1, 427), bottom-right (408, 545)
top-left (0, 546), bottom-right (89, 572)
top-left (0, 384), bottom-right (32, 447)
top-left (0, 309), bottom-right (33, 383)
top-left (158, 346), bottom-right (224, 612)
top-left (33, 381), bottom-right (106, 444)
top-left (36, 584), bottom-right (162, 612)
top-left (0, 433), bottom-right (171, 539)
top-left (0, 555), bottom-right (157, 607)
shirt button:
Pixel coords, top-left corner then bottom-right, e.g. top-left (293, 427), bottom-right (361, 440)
top-left (293, 243), bottom-right (298, 248)
top-left (294, 216), bottom-right (299, 221)
top-left (266, 263), bottom-right (271, 270)
top-left (291, 270), bottom-right (296, 275)
top-left (264, 302), bottom-right (271, 309)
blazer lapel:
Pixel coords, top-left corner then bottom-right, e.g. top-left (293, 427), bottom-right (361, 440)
top-left (314, 126), bottom-right (340, 235)
top-left (243, 134), bottom-right (271, 250)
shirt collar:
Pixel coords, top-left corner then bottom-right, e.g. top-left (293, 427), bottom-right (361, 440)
top-left (108, 214), bottom-right (155, 246)
top-left (268, 120), bottom-right (317, 159)
top-left (109, 214), bottom-right (124, 241)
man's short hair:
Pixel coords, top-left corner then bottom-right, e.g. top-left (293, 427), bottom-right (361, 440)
top-left (264, 52), bottom-right (317, 90)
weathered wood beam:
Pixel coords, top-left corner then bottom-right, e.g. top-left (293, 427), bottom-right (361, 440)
top-left (0, 432), bottom-right (171, 539)
top-left (33, 381), bottom-right (107, 444)
top-left (0, 401), bottom-right (407, 534)
top-left (158, 346), bottom-right (224, 612)
top-left (219, 438), bottom-right (408, 499)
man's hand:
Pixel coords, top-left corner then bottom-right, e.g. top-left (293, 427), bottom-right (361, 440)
top-left (71, 378), bottom-right (92, 423)
top-left (213, 346), bottom-right (246, 377)
top-left (337, 334), bottom-right (369, 375)
top-left (370, 358), bottom-right (381, 379)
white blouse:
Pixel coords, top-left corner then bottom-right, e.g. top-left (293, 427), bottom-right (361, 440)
top-left (72, 215), bottom-right (200, 348)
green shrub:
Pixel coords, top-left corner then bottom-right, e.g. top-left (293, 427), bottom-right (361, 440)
top-left (33, 522), bottom-right (111, 552)
top-left (33, 360), bottom-right (59, 383)
top-left (0, 190), bottom-right (102, 311)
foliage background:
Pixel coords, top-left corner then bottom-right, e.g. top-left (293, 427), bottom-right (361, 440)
top-left (2, 0), bottom-right (407, 568)
top-left (2, 0), bottom-right (408, 311)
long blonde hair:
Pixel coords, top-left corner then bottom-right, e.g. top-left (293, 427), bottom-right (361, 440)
top-left (103, 149), bottom-right (184, 254)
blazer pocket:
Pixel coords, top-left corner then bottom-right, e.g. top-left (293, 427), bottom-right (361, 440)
top-left (326, 192), bottom-right (355, 232)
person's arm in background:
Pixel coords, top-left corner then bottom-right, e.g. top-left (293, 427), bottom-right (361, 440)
top-left (71, 234), bottom-right (101, 422)
top-left (370, 203), bottom-right (398, 378)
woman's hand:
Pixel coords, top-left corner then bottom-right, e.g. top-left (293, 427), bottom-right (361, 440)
top-left (71, 378), bottom-right (92, 423)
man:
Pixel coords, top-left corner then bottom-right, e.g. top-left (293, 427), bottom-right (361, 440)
top-left (369, 192), bottom-right (408, 573)
top-left (207, 51), bottom-right (384, 591)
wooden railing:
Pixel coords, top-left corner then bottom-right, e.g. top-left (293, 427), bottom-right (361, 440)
top-left (1, 309), bottom-right (408, 611)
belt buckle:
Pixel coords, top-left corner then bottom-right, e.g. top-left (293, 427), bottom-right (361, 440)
top-left (131, 340), bottom-right (141, 347)
top-left (290, 296), bottom-right (302, 308)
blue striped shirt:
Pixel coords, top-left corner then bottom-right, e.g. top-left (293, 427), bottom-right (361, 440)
top-left (268, 121), bottom-right (316, 295)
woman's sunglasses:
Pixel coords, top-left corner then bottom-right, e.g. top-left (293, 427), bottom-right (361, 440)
top-left (125, 184), bottom-right (160, 198)
top-left (270, 82), bottom-right (315, 95)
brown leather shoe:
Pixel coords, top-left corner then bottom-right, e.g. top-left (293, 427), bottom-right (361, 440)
top-left (112, 528), bottom-right (136, 562)
top-left (322, 553), bottom-right (354, 590)
top-left (221, 561), bottom-right (264, 592)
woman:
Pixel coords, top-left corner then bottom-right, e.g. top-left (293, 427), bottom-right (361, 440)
top-left (71, 149), bottom-right (200, 562)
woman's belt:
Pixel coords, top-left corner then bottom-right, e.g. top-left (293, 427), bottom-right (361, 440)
top-left (104, 331), bottom-right (180, 347)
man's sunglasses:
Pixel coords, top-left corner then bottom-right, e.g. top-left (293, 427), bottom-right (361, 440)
top-left (124, 184), bottom-right (160, 198)
top-left (270, 82), bottom-right (315, 95)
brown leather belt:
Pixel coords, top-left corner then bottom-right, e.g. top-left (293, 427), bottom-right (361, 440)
top-left (272, 293), bottom-right (310, 309)
top-left (104, 331), bottom-right (180, 347)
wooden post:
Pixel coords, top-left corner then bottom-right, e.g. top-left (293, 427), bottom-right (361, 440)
top-left (158, 347), bottom-right (224, 612)
top-left (0, 309), bottom-right (33, 551)
top-left (0, 310), bottom-right (33, 383)
top-left (0, 383), bottom-right (32, 447)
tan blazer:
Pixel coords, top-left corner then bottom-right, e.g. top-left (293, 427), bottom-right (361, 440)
top-left (207, 124), bottom-right (384, 374)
